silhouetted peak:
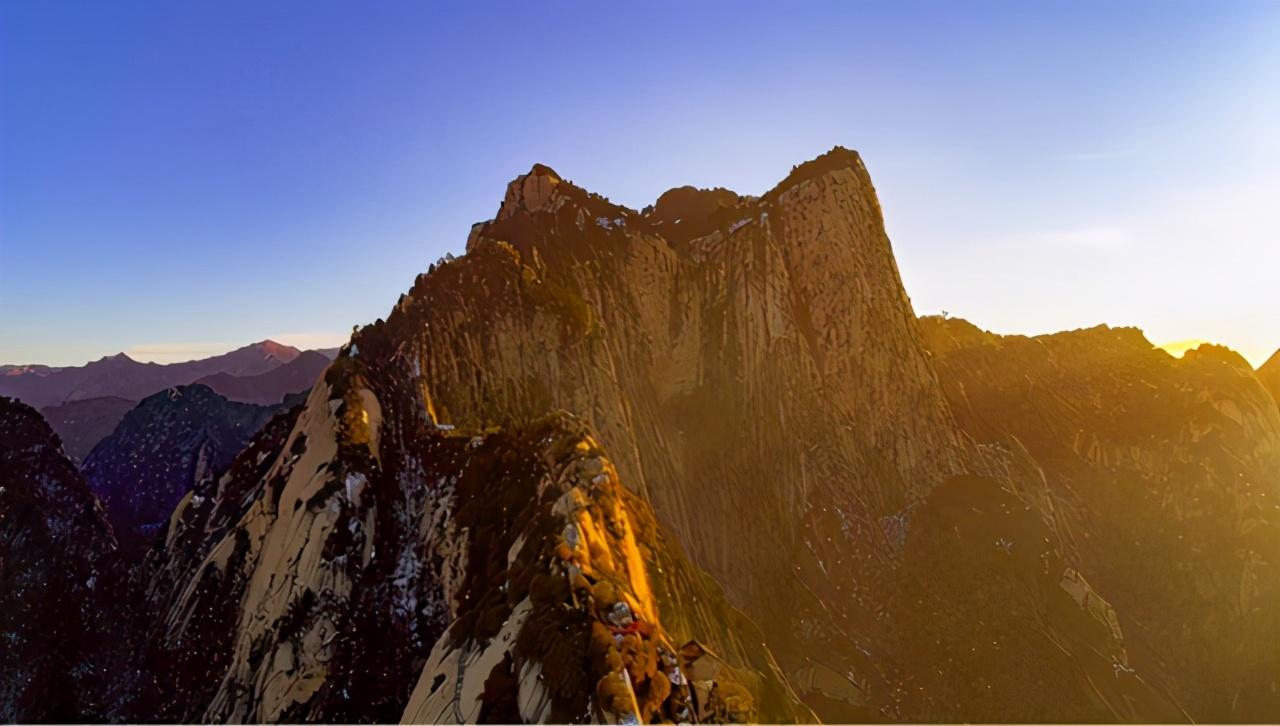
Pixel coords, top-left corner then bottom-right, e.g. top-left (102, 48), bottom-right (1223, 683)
top-left (1042, 323), bottom-right (1154, 352)
top-left (1181, 343), bottom-right (1252, 371)
top-left (1260, 349), bottom-right (1280, 374)
top-left (92, 352), bottom-right (136, 366)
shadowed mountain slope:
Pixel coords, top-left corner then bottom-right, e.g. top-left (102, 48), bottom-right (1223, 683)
top-left (82, 384), bottom-right (283, 553)
top-left (40, 395), bottom-right (136, 463)
top-left (0, 397), bottom-right (126, 722)
top-left (920, 316), bottom-right (1280, 721)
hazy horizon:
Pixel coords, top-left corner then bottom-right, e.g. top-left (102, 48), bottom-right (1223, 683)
top-left (3, 1), bottom-right (1277, 367)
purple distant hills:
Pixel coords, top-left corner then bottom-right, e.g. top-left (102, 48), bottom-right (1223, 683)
top-left (1, 340), bottom-right (337, 459)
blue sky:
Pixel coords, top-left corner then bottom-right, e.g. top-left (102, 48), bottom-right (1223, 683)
top-left (2, 1), bottom-right (1277, 365)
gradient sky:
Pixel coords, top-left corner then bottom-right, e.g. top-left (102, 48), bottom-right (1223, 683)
top-left (2, 1), bottom-right (1277, 366)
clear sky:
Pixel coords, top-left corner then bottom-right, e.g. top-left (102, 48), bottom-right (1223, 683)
top-left (2, 1), bottom-right (1277, 366)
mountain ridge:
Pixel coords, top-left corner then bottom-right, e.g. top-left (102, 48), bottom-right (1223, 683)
top-left (0, 340), bottom-right (303, 409)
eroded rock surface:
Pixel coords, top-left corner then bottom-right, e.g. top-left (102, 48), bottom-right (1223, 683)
top-left (136, 350), bottom-right (807, 722)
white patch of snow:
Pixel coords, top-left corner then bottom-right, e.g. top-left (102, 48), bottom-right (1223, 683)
top-left (344, 472), bottom-right (368, 508)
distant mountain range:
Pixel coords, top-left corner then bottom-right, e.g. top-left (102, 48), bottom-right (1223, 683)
top-left (1, 340), bottom-right (300, 408)
top-left (2, 341), bottom-right (337, 462)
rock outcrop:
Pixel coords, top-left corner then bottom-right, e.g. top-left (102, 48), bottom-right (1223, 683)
top-left (389, 152), bottom-right (961, 713)
top-left (334, 148), bottom-right (1189, 721)
top-left (135, 356), bottom-right (810, 722)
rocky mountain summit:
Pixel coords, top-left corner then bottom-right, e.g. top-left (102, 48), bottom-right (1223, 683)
top-left (359, 148), bottom-right (1190, 721)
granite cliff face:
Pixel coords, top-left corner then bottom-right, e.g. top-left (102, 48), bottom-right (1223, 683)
top-left (387, 152), bottom-right (967, 714)
top-left (0, 397), bottom-right (125, 722)
top-left (134, 360), bottom-right (808, 722)
top-left (920, 317), bottom-right (1280, 721)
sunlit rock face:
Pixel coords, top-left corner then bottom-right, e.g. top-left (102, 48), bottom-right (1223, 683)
top-left (0, 397), bottom-right (125, 722)
top-left (920, 316), bottom-right (1280, 722)
top-left (136, 362), bottom-right (809, 723)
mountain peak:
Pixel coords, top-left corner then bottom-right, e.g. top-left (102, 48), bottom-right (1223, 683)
top-left (765, 145), bottom-right (868, 201)
top-left (254, 339), bottom-right (295, 353)
top-left (99, 352), bottom-right (135, 364)
top-left (234, 340), bottom-right (301, 362)
top-left (1181, 342), bottom-right (1252, 371)
top-left (497, 163), bottom-right (567, 220)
